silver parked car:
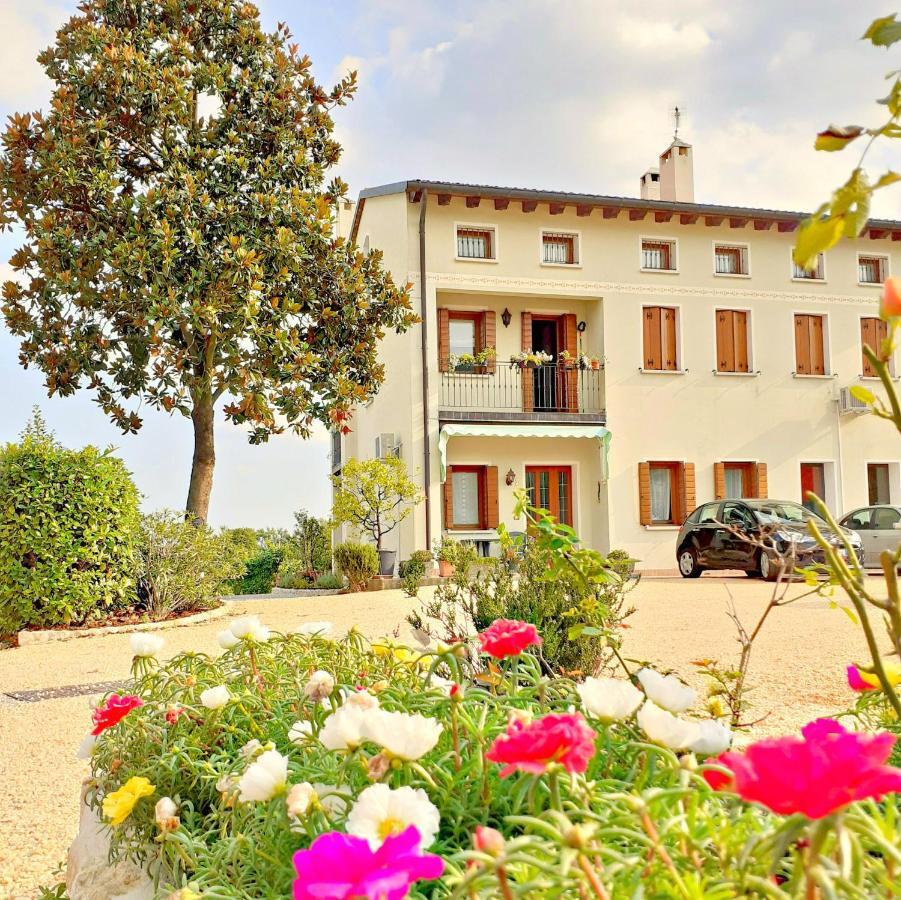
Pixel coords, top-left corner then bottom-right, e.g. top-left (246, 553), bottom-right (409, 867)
top-left (839, 505), bottom-right (901, 567)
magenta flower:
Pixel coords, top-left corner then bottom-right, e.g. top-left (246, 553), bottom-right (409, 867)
top-left (704, 718), bottom-right (901, 819)
top-left (292, 825), bottom-right (444, 900)
top-left (486, 712), bottom-right (596, 778)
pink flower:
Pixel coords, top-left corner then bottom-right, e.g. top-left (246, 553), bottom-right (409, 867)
top-left (292, 826), bottom-right (443, 900)
top-left (882, 276), bottom-right (901, 319)
top-left (486, 712), bottom-right (596, 778)
top-left (478, 619), bottom-right (541, 659)
top-left (165, 706), bottom-right (185, 725)
top-left (704, 718), bottom-right (901, 818)
top-left (847, 662), bottom-right (901, 692)
top-left (91, 694), bottom-right (143, 736)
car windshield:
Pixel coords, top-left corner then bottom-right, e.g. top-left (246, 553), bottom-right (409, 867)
top-left (750, 502), bottom-right (825, 526)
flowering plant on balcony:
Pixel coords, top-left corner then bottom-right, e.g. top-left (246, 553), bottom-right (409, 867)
top-left (449, 347), bottom-right (495, 372)
top-left (578, 354), bottom-right (602, 370)
top-left (509, 350), bottom-right (553, 368)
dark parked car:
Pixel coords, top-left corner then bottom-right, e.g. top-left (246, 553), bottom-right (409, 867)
top-left (675, 499), bottom-right (863, 579)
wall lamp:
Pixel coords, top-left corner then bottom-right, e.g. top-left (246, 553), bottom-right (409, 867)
top-left (501, 307), bottom-right (512, 328)
top-left (505, 468), bottom-right (516, 486)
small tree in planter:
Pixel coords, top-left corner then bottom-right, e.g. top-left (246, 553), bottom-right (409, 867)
top-left (329, 457), bottom-right (421, 575)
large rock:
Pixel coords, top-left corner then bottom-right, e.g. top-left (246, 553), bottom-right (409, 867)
top-left (67, 784), bottom-right (154, 900)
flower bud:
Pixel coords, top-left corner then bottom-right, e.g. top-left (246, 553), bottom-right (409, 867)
top-left (563, 823), bottom-right (593, 849)
top-left (507, 708), bottom-right (533, 728)
top-left (366, 752), bottom-right (391, 782)
top-left (304, 670), bottom-right (335, 702)
top-left (473, 825), bottom-right (505, 857)
top-left (155, 797), bottom-right (180, 833)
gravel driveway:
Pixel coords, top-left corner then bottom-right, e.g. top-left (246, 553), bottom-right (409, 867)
top-left (0, 577), bottom-right (877, 898)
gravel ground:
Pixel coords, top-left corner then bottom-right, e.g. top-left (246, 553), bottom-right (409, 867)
top-left (0, 577), bottom-right (878, 898)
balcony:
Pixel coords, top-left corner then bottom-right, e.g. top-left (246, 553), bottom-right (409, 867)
top-left (439, 362), bottom-right (605, 424)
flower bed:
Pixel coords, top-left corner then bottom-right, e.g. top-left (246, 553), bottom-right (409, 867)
top-left (72, 614), bottom-right (901, 898)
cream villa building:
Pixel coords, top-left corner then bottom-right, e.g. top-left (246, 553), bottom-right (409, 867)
top-left (332, 139), bottom-right (901, 572)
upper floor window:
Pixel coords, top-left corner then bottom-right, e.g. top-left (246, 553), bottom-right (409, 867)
top-left (715, 309), bottom-right (751, 373)
top-left (861, 316), bottom-right (891, 377)
top-left (792, 252), bottom-right (825, 281)
top-left (858, 254), bottom-right (888, 285)
top-left (794, 313), bottom-right (828, 376)
top-left (542, 231), bottom-right (579, 265)
top-left (456, 226), bottom-right (495, 260)
top-left (714, 243), bottom-right (749, 276)
top-left (642, 305), bottom-right (679, 371)
top-left (641, 238), bottom-right (677, 272)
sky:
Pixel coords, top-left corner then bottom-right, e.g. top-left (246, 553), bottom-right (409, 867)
top-left (1, 0), bottom-right (899, 527)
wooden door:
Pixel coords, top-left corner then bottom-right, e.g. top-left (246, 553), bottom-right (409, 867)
top-left (525, 466), bottom-right (573, 526)
top-left (558, 314), bottom-right (579, 411)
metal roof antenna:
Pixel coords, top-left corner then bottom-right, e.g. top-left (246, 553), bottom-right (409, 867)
top-left (673, 106), bottom-right (684, 141)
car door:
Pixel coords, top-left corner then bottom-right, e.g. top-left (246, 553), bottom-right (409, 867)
top-left (692, 503), bottom-right (723, 565)
top-left (720, 502), bottom-right (758, 568)
top-left (841, 508), bottom-right (876, 566)
top-left (871, 507), bottom-right (901, 561)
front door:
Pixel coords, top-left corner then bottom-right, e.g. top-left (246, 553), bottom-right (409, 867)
top-left (531, 318), bottom-right (559, 410)
top-left (800, 463), bottom-right (826, 511)
top-left (525, 466), bottom-right (573, 526)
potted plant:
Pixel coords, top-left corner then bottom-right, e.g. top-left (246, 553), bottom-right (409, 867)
top-left (558, 349), bottom-right (575, 368)
top-left (330, 457), bottom-right (422, 577)
top-left (590, 356), bottom-right (601, 370)
top-left (434, 536), bottom-right (459, 577)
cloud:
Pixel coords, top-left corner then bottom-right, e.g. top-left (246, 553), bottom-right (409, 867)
top-left (0, 4), bottom-right (69, 108)
top-left (614, 15), bottom-right (712, 54)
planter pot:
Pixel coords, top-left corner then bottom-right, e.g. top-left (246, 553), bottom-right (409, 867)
top-left (590, 361), bottom-right (600, 370)
top-left (438, 559), bottom-right (455, 578)
top-left (525, 361), bottom-right (539, 369)
top-left (378, 549), bottom-right (397, 577)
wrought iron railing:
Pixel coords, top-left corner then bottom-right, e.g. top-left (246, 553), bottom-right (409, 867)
top-left (439, 362), bottom-right (604, 414)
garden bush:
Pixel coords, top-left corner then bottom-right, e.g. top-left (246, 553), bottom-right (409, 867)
top-left (399, 550), bottom-right (433, 598)
top-left (333, 541), bottom-right (378, 592)
top-left (136, 511), bottom-right (244, 617)
top-left (313, 572), bottom-right (342, 590)
top-left (0, 413), bottom-right (140, 632)
top-left (227, 548), bottom-right (284, 595)
top-left (276, 570), bottom-right (314, 590)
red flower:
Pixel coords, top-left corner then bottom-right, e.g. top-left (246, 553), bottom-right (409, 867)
top-left (478, 619), bottom-right (541, 659)
top-left (91, 694), bottom-right (143, 736)
top-left (486, 712), bottom-right (596, 777)
top-left (703, 718), bottom-right (901, 819)
top-left (165, 705), bottom-right (185, 725)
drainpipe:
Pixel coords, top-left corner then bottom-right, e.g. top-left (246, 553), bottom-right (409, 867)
top-left (418, 189), bottom-right (432, 552)
top-left (835, 395), bottom-right (845, 515)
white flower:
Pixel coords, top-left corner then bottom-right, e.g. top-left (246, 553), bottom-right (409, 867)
top-left (319, 705), bottom-right (368, 751)
top-left (637, 701), bottom-right (698, 750)
top-left (76, 733), bottom-right (97, 760)
top-left (362, 709), bottom-right (443, 761)
top-left (155, 796), bottom-right (179, 831)
top-left (427, 675), bottom-right (457, 697)
top-left (237, 749), bottom-right (289, 802)
top-left (240, 739), bottom-right (263, 758)
top-left (636, 668), bottom-right (697, 713)
top-left (346, 784), bottom-right (440, 849)
top-left (200, 685), bottom-right (230, 709)
top-left (313, 782), bottom-right (350, 818)
top-left (285, 782), bottom-right (317, 818)
top-left (129, 632), bottom-right (165, 657)
top-left (304, 670), bottom-right (335, 701)
top-left (686, 719), bottom-right (733, 756)
top-left (577, 676), bottom-right (644, 723)
top-left (296, 621), bottom-right (333, 637)
top-left (343, 689), bottom-right (380, 712)
top-left (218, 629), bottom-right (240, 650)
top-left (216, 774), bottom-right (239, 795)
top-left (288, 720), bottom-right (313, 743)
top-left (229, 615), bottom-right (270, 643)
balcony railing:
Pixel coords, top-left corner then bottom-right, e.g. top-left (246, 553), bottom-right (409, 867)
top-left (440, 362), bottom-right (604, 416)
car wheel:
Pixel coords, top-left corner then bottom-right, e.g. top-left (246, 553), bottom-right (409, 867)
top-left (678, 547), bottom-right (702, 579)
top-left (758, 550), bottom-right (781, 582)
top-left (745, 568), bottom-right (761, 578)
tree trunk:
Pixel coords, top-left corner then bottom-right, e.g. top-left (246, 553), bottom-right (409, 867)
top-left (186, 395), bottom-right (215, 524)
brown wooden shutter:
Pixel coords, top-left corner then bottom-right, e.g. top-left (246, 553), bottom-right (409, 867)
top-left (482, 310), bottom-right (497, 373)
top-left (794, 314), bottom-right (810, 375)
top-left (443, 467), bottom-right (454, 527)
top-left (438, 308), bottom-right (450, 372)
top-left (714, 462), bottom-right (726, 500)
top-left (638, 462), bottom-right (652, 526)
top-left (681, 463), bottom-right (696, 522)
top-left (861, 317), bottom-right (886, 377)
top-left (563, 313), bottom-right (579, 412)
top-left (485, 466), bottom-right (499, 528)
top-left (716, 310), bottom-right (732, 372)
top-left (662, 307), bottom-right (678, 370)
top-left (644, 307), bottom-right (661, 370)
top-left (521, 311), bottom-right (533, 412)
top-left (810, 315), bottom-right (825, 375)
top-left (752, 463), bottom-right (768, 499)
top-left (734, 310), bottom-right (749, 372)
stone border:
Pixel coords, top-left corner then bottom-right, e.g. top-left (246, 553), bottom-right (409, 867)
top-left (265, 587), bottom-right (344, 598)
top-left (18, 604), bottom-right (229, 645)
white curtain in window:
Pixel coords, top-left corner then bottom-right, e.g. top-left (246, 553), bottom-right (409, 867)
top-left (448, 320), bottom-right (476, 358)
top-left (452, 471), bottom-right (479, 526)
top-left (725, 468), bottom-right (744, 498)
top-left (650, 467), bottom-right (672, 521)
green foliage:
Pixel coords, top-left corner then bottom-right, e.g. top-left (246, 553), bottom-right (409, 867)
top-left (312, 571), bottom-right (342, 590)
top-left (228, 549), bottom-right (283, 595)
top-left (219, 528), bottom-right (262, 566)
top-left (0, 0), bottom-right (416, 520)
top-left (399, 550), bottom-right (433, 598)
top-left (330, 457), bottom-right (421, 549)
top-left (0, 414), bottom-right (140, 632)
top-left (332, 541), bottom-right (378, 591)
top-left (291, 509), bottom-right (333, 575)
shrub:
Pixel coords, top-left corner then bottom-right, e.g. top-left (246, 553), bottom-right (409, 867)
top-left (136, 511), bottom-right (243, 617)
top-left (333, 541), bottom-right (378, 591)
top-left (276, 570), bottom-right (314, 590)
top-left (398, 550), bottom-right (432, 598)
top-left (0, 413), bottom-right (140, 632)
top-left (313, 571), bottom-right (342, 590)
top-left (228, 548), bottom-right (283, 595)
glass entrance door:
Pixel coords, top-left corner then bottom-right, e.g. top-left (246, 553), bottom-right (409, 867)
top-left (525, 466), bottom-right (573, 526)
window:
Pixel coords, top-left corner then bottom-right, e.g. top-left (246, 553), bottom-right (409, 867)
top-left (723, 502), bottom-right (755, 529)
top-left (449, 313), bottom-right (481, 361)
top-left (794, 313), bottom-right (827, 375)
top-left (456, 226), bottom-right (495, 260)
top-left (542, 231), bottom-right (578, 265)
top-left (714, 244), bottom-right (749, 276)
top-left (444, 465), bottom-right (499, 530)
top-left (437, 309), bottom-right (497, 373)
top-left (639, 461), bottom-right (695, 526)
top-left (868, 463), bottom-right (891, 505)
top-left (800, 463), bottom-right (826, 511)
top-left (641, 239), bottom-right (677, 271)
top-left (715, 462), bottom-right (768, 500)
top-left (844, 508), bottom-right (873, 530)
top-left (861, 317), bottom-right (890, 377)
top-left (525, 466), bottom-right (573, 526)
top-left (642, 306), bottom-right (679, 371)
top-left (858, 254), bottom-right (888, 285)
top-left (715, 309), bottom-right (750, 373)
top-left (792, 252), bottom-right (825, 281)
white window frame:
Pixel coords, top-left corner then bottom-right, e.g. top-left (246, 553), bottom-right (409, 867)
top-left (712, 241), bottom-right (751, 278)
top-left (639, 235), bottom-right (679, 274)
top-left (454, 222), bottom-right (498, 263)
top-left (712, 306), bottom-right (756, 375)
top-left (539, 229), bottom-right (582, 268)
top-left (857, 252), bottom-right (890, 287)
top-left (865, 460), bottom-right (901, 505)
top-left (639, 302), bottom-right (686, 374)
top-left (790, 248), bottom-right (826, 282)
top-left (791, 309), bottom-right (832, 378)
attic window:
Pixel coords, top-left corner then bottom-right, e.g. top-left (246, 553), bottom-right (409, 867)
top-left (714, 244), bottom-right (749, 276)
top-left (456, 227), bottom-right (495, 260)
top-left (641, 239), bottom-right (677, 272)
top-left (542, 231), bottom-right (579, 265)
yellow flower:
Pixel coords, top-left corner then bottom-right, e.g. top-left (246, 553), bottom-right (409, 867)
top-left (102, 776), bottom-right (155, 826)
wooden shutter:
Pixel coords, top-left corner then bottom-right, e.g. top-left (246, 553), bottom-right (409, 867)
top-left (482, 310), bottom-right (497, 373)
top-left (734, 311), bottom-right (749, 372)
top-left (861, 317), bottom-right (886, 377)
top-left (795, 314), bottom-right (825, 375)
top-left (643, 307), bottom-right (661, 370)
top-left (809, 315), bottom-right (825, 375)
top-left (714, 462), bottom-right (726, 500)
top-left (716, 311), bottom-right (734, 372)
top-left (662, 308), bottom-right (678, 370)
top-left (521, 311), bottom-right (533, 412)
top-left (681, 463), bottom-right (696, 522)
top-left (794, 314), bottom-right (810, 375)
top-left (563, 313), bottom-right (578, 412)
top-left (752, 463), bottom-right (768, 499)
top-left (485, 466), bottom-right (499, 528)
top-left (438, 308), bottom-right (450, 372)
top-left (638, 463), bottom-right (652, 526)
top-left (443, 466), bottom-right (454, 527)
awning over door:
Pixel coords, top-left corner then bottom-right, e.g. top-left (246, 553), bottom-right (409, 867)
top-left (438, 423), bottom-right (611, 483)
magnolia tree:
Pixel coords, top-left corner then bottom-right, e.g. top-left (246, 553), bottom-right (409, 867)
top-left (0, 0), bottom-right (416, 522)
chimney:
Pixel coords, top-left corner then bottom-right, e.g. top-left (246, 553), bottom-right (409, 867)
top-left (640, 168), bottom-right (660, 200)
top-left (658, 139), bottom-right (694, 203)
